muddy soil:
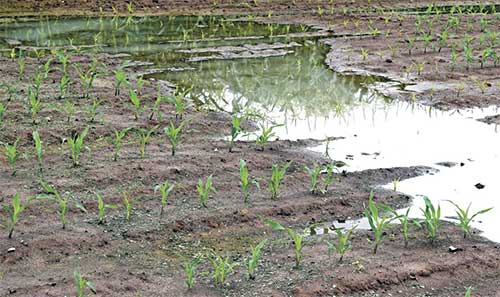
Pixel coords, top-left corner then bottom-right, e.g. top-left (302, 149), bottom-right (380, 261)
top-left (1, 2), bottom-right (500, 297)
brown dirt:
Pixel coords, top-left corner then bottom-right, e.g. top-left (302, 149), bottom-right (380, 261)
top-left (1, 2), bottom-right (500, 297)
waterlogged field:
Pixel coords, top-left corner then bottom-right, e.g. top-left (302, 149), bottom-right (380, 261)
top-left (1, 2), bottom-right (500, 297)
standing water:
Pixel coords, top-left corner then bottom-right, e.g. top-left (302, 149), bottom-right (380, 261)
top-left (1, 16), bottom-right (499, 241)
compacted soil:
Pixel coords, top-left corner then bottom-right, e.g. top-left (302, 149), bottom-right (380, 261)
top-left (1, 1), bottom-right (500, 297)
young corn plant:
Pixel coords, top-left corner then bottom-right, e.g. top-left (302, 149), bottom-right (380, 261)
top-left (0, 103), bottom-right (6, 125)
top-left (67, 127), bottom-right (89, 167)
top-left (32, 131), bottom-right (43, 173)
top-left (17, 52), bottom-right (25, 80)
top-left (420, 196), bottom-right (441, 243)
top-left (364, 191), bottom-right (400, 254)
top-left (74, 271), bottom-right (96, 297)
top-left (136, 125), bottom-right (158, 159)
top-left (210, 252), bottom-right (239, 286)
top-left (261, 217), bottom-right (311, 268)
top-left (198, 175), bottom-right (216, 208)
top-left (87, 98), bottom-right (104, 123)
top-left (96, 193), bottom-right (117, 225)
top-left (381, 205), bottom-right (412, 248)
top-left (229, 114), bottom-right (244, 153)
top-left (446, 200), bottom-right (493, 238)
top-left (2, 193), bottom-right (30, 239)
top-left (268, 162), bottom-right (291, 200)
top-left (149, 84), bottom-right (166, 121)
top-left (111, 127), bottom-right (131, 161)
top-left (304, 162), bottom-right (339, 195)
top-left (239, 159), bottom-right (259, 203)
top-left (183, 256), bottom-right (202, 290)
top-left (246, 239), bottom-right (267, 280)
top-left (166, 87), bottom-right (191, 119)
top-left (122, 191), bottom-right (133, 222)
top-left (38, 181), bottom-right (69, 229)
top-left (326, 224), bottom-right (357, 262)
top-left (256, 124), bottom-right (282, 151)
top-left (28, 87), bottom-right (42, 125)
top-left (164, 117), bottom-right (191, 156)
top-left (114, 67), bottom-right (128, 96)
top-left (128, 89), bottom-right (144, 120)
top-left (59, 75), bottom-right (71, 99)
top-left (3, 138), bottom-right (20, 176)
top-left (155, 181), bottom-right (175, 217)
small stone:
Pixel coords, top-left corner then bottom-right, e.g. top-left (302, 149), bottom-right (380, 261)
top-left (7, 247), bottom-right (15, 253)
top-left (449, 246), bottom-right (464, 253)
top-left (475, 183), bottom-right (485, 189)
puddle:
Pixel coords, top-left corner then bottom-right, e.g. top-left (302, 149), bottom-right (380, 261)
top-left (1, 16), bottom-right (499, 242)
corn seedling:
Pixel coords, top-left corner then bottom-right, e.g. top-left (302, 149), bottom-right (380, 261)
top-left (381, 205), bottom-right (412, 248)
top-left (87, 98), bottom-right (104, 123)
top-left (239, 159), bottom-right (259, 203)
top-left (122, 191), bottom-right (133, 222)
top-left (392, 177), bottom-right (400, 191)
top-left (2, 193), bottom-right (30, 239)
top-left (360, 48), bottom-right (368, 61)
top-left (364, 191), bottom-right (400, 254)
top-left (261, 217), bottom-right (312, 268)
top-left (183, 256), bottom-right (202, 289)
top-left (197, 175), bottom-right (216, 208)
top-left (165, 87), bottom-right (191, 119)
top-left (229, 114), bottom-right (244, 152)
top-left (56, 50), bottom-right (70, 76)
top-left (136, 125), bottom-right (158, 159)
top-left (111, 127), bottom-right (132, 161)
top-left (32, 131), bottom-right (43, 173)
top-left (210, 251), bottom-right (239, 286)
top-left (304, 163), bottom-right (336, 195)
top-left (129, 89), bottom-right (143, 120)
top-left (155, 181), bottom-right (175, 217)
top-left (114, 67), bottom-right (128, 96)
top-left (0, 103), bottom-right (5, 125)
top-left (17, 52), bottom-right (25, 80)
top-left (74, 271), bottom-right (96, 297)
top-left (67, 127), bottom-right (89, 167)
top-left (149, 84), bottom-right (166, 121)
top-left (96, 193), bottom-right (117, 224)
top-left (268, 162), bottom-right (291, 200)
top-left (446, 200), bottom-right (493, 238)
top-left (38, 181), bottom-right (70, 229)
top-left (164, 117), bottom-right (191, 156)
top-left (420, 196), bottom-right (441, 243)
top-left (59, 75), bottom-right (71, 98)
top-left (465, 287), bottom-right (472, 297)
top-left (326, 224), bottom-right (357, 262)
top-left (256, 124), bottom-right (282, 151)
top-left (246, 239), bottom-right (267, 280)
top-left (27, 87), bottom-right (42, 124)
top-left (1, 137), bottom-right (18, 176)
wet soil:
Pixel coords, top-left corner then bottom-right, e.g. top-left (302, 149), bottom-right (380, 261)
top-left (1, 2), bottom-right (500, 297)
